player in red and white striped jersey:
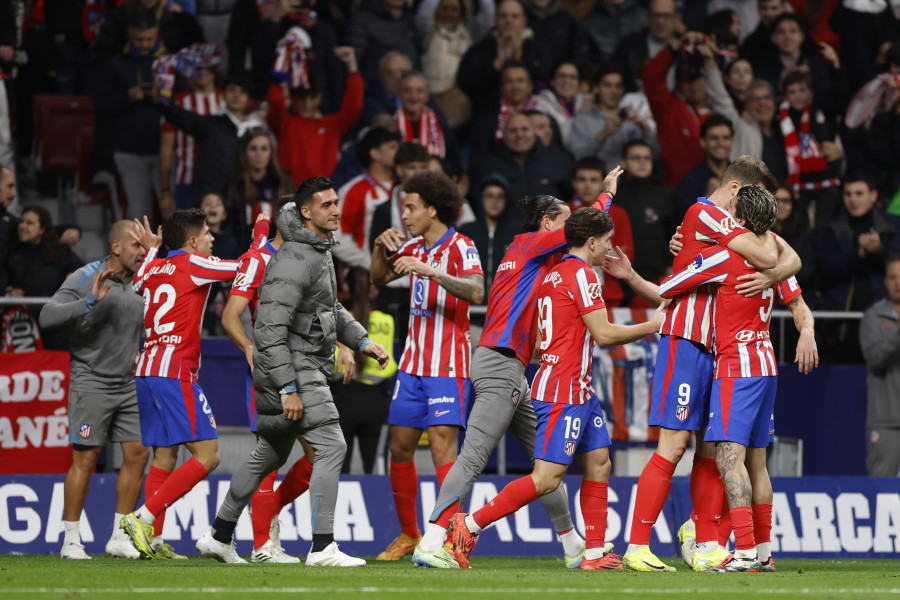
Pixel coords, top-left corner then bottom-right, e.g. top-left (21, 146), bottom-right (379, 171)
top-left (371, 171), bottom-right (485, 560)
top-left (160, 69), bottom-right (224, 212)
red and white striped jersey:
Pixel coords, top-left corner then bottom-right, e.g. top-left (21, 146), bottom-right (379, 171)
top-left (660, 198), bottom-right (749, 350)
top-left (659, 245), bottom-right (802, 378)
top-left (532, 255), bottom-right (607, 405)
top-left (391, 227), bottom-right (483, 378)
top-left (133, 248), bottom-right (241, 381)
top-left (161, 89), bottom-right (224, 186)
top-left (230, 235), bottom-right (276, 326)
top-left (337, 171), bottom-right (393, 255)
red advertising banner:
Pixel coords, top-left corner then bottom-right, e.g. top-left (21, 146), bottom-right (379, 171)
top-left (0, 351), bottom-right (71, 473)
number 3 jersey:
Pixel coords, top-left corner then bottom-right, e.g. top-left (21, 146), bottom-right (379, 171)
top-left (532, 255), bottom-right (607, 405)
top-left (659, 245), bottom-right (802, 378)
top-left (391, 227), bottom-right (483, 378)
top-left (133, 248), bottom-right (241, 381)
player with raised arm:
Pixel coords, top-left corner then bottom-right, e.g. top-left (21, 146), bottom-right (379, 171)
top-left (370, 171), bottom-right (485, 561)
top-left (412, 167), bottom-right (625, 569)
top-left (449, 208), bottom-right (665, 570)
top-left (120, 210), bottom-right (254, 559)
top-left (658, 185), bottom-right (818, 572)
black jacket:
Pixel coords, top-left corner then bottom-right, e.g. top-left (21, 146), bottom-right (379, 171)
top-left (573, 0), bottom-right (645, 65)
top-left (457, 218), bottom-right (517, 295)
top-left (457, 35), bottom-right (542, 119)
top-left (524, 0), bottom-right (575, 85)
top-left (91, 6), bottom-right (204, 61)
top-left (612, 28), bottom-right (652, 93)
top-left (616, 176), bottom-right (676, 282)
top-left (345, 0), bottom-right (418, 86)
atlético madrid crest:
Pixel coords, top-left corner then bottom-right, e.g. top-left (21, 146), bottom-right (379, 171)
top-left (676, 406), bottom-right (689, 422)
top-left (564, 440), bottom-right (576, 456)
top-left (79, 423), bottom-right (92, 439)
top-left (510, 388), bottom-right (521, 404)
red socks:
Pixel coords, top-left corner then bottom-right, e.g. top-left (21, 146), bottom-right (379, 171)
top-left (752, 503), bottom-right (773, 545)
top-left (629, 453), bottom-right (676, 545)
top-left (390, 459), bottom-right (420, 538)
top-left (251, 471), bottom-right (279, 549)
top-left (718, 492), bottom-right (733, 546)
top-left (580, 480), bottom-right (609, 551)
top-left (144, 465), bottom-right (171, 537)
top-left (435, 461), bottom-right (454, 487)
top-left (472, 476), bottom-right (538, 530)
top-left (275, 456), bottom-right (313, 508)
top-left (730, 505), bottom-right (755, 551)
top-left (690, 456), bottom-right (724, 544)
top-left (144, 458), bottom-right (209, 517)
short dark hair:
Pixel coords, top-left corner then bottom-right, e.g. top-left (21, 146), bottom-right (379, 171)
top-left (781, 69), bottom-right (813, 93)
top-left (701, 113), bottom-right (734, 138)
top-left (402, 171), bottom-right (461, 226)
top-left (295, 176), bottom-right (335, 211)
top-left (721, 155), bottom-right (778, 193)
top-left (564, 207), bottom-right (614, 248)
top-left (225, 70), bottom-right (254, 96)
top-left (592, 62), bottom-right (625, 88)
top-left (500, 60), bottom-right (530, 81)
top-left (844, 171), bottom-right (877, 191)
top-left (770, 12), bottom-right (803, 35)
top-left (622, 139), bottom-right (652, 159)
top-left (163, 208), bottom-right (207, 250)
top-left (356, 127), bottom-right (402, 167)
top-left (395, 142), bottom-right (432, 167)
top-left (573, 156), bottom-right (606, 178)
top-left (735, 185), bottom-right (777, 234)
top-left (272, 193), bottom-right (296, 225)
top-left (521, 195), bottom-right (566, 232)
top-left (128, 8), bottom-right (158, 30)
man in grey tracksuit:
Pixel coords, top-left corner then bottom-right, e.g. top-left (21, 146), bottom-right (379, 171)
top-left (39, 220), bottom-right (150, 560)
top-left (200, 177), bottom-right (389, 566)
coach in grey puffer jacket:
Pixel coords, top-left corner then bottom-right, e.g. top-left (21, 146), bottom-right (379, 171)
top-left (252, 201), bottom-right (368, 416)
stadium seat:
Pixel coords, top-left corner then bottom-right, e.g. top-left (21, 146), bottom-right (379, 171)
top-left (75, 124), bottom-right (123, 226)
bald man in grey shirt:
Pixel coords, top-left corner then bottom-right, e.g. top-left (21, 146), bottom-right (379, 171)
top-left (40, 220), bottom-right (150, 560)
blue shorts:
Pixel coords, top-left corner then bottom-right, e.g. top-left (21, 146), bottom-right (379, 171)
top-left (388, 371), bottom-right (471, 429)
top-left (246, 372), bottom-right (257, 433)
top-left (649, 335), bottom-right (714, 431)
top-left (532, 397), bottom-right (611, 465)
top-left (706, 376), bottom-right (777, 448)
top-left (136, 377), bottom-right (218, 447)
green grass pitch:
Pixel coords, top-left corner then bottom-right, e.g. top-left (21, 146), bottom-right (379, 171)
top-left (1, 556), bottom-right (897, 600)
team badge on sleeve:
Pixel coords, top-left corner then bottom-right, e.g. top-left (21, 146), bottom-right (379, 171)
top-left (79, 423), bottom-right (92, 438)
top-left (511, 388), bottom-right (521, 404)
top-left (463, 245), bottom-right (481, 271)
top-left (676, 405), bottom-right (689, 422)
top-left (564, 440), bottom-right (576, 456)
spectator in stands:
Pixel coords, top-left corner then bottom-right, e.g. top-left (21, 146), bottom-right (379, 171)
top-left (817, 172), bottom-right (900, 363)
top-left (568, 157), bottom-right (633, 307)
top-left (0, 165), bottom-right (17, 261)
top-left (267, 47), bottom-right (363, 187)
top-left (93, 10), bottom-right (166, 221)
top-left (419, 0), bottom-right (474, 96)
top-left (468, 61), bottom-right (539, 168)
top-left (0, 0), bottom-right (13, 168)
top-left (772, 185), bottom-right (815, 293)
top-left (534, 61), bottom-right (590, 147)
top-left (702, 8), bottom-right (740, 54)
top-left (779, 69), bottom-right (843, 227)
top-left (200, 192), bottom-right (241, 259)
top-left (611, 0), bottom-right (682, 92)
top-left (330, 113), bottom-right (399, 190)
top-left (362, 52), bottom-right (413, 126)
top-left (161, 71), bottom-right (263, 200)
top-left (225, 128), bottom-right (293, 247)
top-left (2, 206), bottom-right (83, 350)
top-left (458, 173), bottom-right (517, 296)
top-left (567, 64), bottom-right (658, 171)
top-left (334, 127), bottom-right (402, 271)
top-left (830, 0), bottom-right (899, 95)
top-left (91, 0), bottom-right (204, 61)
top-left (249, 0), bottom-right (345, 110)
top-left (160, 67), bottom-right (224, 215)
top-left (574, 0), bottom-right (646, 66)
top-left (615, 140), bottom-right (676, 290)
top-left (523, 0), bottom-right (575, 84)
top-left (393, 73), bottom-right (461, 173)
top-left (472, 112), bottom-right (573, 225)
top-left (526, 111), bottom-right (561, 153)
top-left (457, 0), bottom-right (541, 119)
top-left (740, 0), bottom-right (786, 64)
top-left (346, 0), bottom-right (419, 86)
top-left (675, 114), bottom-right (734, 219)
top-left (860, 254), bottom-right (900, 477)
top-left (416, 0), bottom-right (495, 43)
top-left (643, 33), bottom-right (710, 189)
top-left (722, 57), bottom-right (753, 113)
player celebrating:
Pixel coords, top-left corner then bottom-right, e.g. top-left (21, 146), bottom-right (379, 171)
top-left (449, 208), bottom-right (664, 570)
top-left (121, 210), bottom-right (255, 559)
top-left (413, 167), bottom-right (625, 570)
top-left (370, 171), bottom-right (484, 560)
top-left (659, 185), bottom-right (817, 572)
top-left (41, 221), bottom-right (151, 560)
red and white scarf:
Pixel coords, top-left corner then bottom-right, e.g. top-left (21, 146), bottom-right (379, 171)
top-left (495, 97), bottom-right (538, 141)
top-left (779, 101), bottom-right (839, 193)
top-left (394, 106), bottom-right (445, 157)
top-left (270, 27), bottom-right (311, 89)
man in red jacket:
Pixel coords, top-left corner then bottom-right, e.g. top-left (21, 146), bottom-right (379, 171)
top-left (267, 46), bottom-right (364, 185)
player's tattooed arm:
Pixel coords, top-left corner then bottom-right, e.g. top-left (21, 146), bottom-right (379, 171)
top-left (788, 295), bottom-right (818, 374)
top-left (432, 272), bottom-right (485, 304)
top-left (717, 442), bottom-right (751, 508)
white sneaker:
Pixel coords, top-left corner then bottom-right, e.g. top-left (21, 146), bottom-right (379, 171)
top-left (252, 540), bottom-right (300, 563)
top-left (60, 542), bottom-right (91, 560)
top-left (269, 517), bottom-right (283, 551)
top-left (196, 529), bottom-right (247, 564)
top-left (106, 536), bottom-right (140, 559)
top-left (306, 542), bottom-right (365, 567)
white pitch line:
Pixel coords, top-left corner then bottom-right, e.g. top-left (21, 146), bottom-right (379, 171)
top-left (1, 588), bottom-right (898, 595)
